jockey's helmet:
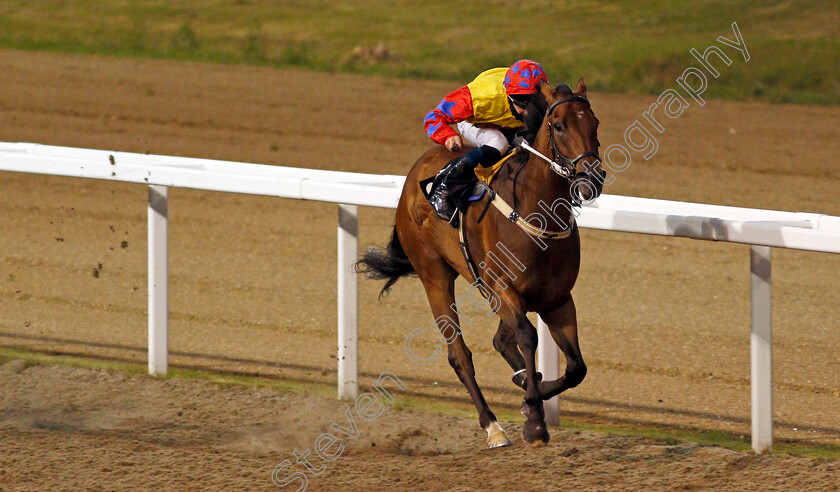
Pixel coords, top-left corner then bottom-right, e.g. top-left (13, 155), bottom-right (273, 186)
top-left (504, 60), bottom-right (548, 96)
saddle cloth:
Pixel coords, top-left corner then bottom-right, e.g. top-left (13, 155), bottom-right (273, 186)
top-left (474, 148), bottom-right (519, 185)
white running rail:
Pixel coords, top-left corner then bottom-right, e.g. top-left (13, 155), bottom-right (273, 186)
top-left (2, 142), bottom-right (839, 453)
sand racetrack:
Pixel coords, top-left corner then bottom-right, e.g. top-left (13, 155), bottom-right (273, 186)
top-left (0, 49), bottom-right (839, 490)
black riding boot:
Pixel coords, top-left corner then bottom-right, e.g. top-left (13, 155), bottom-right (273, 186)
top-left (429, 154), bottom-right (475, 223)
top-left (428, 145), bottom-right (501, 225)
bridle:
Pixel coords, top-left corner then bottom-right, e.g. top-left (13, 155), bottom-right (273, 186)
top-left (518, 94), bottom-right (604, 204)
top-left (545, 95), bottom-right (601, 179)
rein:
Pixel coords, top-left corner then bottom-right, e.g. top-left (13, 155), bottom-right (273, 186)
top-left (519, 140), bottom-right (570, 178)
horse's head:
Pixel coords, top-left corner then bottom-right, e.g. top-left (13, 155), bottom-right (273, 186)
top-left (537, 78), bottom-right (605, 204)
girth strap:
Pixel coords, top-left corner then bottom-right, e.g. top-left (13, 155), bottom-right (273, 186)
top-left (457, 195), bottom-right (575, 301)
top-left (458, 210), bottom-right (492, 299)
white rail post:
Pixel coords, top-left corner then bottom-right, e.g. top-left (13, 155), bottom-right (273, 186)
top-left (750, 245), bottom-right (773, 453)
top-left (537, 316), bottom-right (560, 426)
top-left (337, 204), bottom-right (359, 399)
top-left (148, 185), bottom-right (169, 376)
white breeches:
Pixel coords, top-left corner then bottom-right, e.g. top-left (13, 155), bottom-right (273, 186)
top-left (456, 121), bottom-right (510, 155)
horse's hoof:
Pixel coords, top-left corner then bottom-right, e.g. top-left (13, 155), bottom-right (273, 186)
top-left (522, 420), bottom-right (550, 446)
top-left (486, 422), bottom-right (513, 449)
top-left (488, 435), bottom-right (513, 449)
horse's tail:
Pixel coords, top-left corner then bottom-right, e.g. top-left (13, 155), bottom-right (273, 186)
top-left (355, 226), bottom-right (415, 299)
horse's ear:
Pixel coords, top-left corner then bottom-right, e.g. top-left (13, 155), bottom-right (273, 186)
top-left (539, 82), bottom-right (557, 103)
top-left (577, 77), bottom-right (587, 98)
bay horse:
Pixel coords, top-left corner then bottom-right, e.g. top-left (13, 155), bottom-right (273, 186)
top-left (357, 79), bottom-right (603, 448)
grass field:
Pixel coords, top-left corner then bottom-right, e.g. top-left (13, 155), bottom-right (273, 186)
top-left (0, 0), bottom-right (837, 105)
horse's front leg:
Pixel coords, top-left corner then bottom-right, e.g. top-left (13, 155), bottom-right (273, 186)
top-left (537, 296), bottom-right (587, 400)
top-left (498, 303), bottom-right (550, 446)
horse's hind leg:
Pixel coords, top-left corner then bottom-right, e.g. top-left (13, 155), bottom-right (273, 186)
top-left (536, 296), bottom-right (587, 400)
top-left (417, 265), bottom-right (512, 449)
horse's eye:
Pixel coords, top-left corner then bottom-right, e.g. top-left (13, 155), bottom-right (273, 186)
top-left (553, 122), bottom-right (563, 132)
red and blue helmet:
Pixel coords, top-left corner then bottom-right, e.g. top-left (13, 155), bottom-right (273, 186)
top-left (504, 60), bottom-right (548, 95)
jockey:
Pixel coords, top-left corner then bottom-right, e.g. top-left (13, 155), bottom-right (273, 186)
top-left (424, 59), bottom-right (549, 223)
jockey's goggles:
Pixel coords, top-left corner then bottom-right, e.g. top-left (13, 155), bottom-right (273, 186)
top-left (508, 95), bottom-right (531, 109)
